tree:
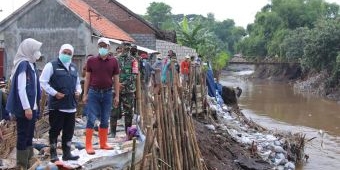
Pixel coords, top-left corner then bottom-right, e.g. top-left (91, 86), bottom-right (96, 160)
top-left (212, 52), bottom-right (230, 81)
top-left (213, 19), bottom-right (236, 52)
top-left (280, 27), bottom-right (310, 61)
top-left (237, 0), bottom-right (339, 60)
top-left (145, 2), bottom-right (172, 28)
top-left (176, 16), bottom-right (213, 50)
top-left (302, 19), bottom-right (340, 73)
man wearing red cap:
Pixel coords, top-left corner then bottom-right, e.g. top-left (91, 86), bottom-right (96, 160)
top-left (140, 53), bottom-right (152, 88)
top-left (180, 55), bottom-right (191, 89)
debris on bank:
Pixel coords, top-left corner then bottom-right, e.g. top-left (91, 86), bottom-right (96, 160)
top-left (205, 94), bottom-right (305, 170)
top-left (0, 117), bottom-right (144, 170)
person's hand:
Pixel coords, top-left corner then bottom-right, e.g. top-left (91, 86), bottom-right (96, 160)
top-left (119, 83), bottom-right (124, 92)
top-left (113, 96), bottom-right (119, 108)
top-left (9, 114), bottom-right (16, 121)
top-left (55, 92), bottom-right (65, 100)
top-left (82, 94), bottom-right (88, 104)
top-left (25, 109), bottom-right (33, 120)
top-left (75, 92), bottom-right (80, 100)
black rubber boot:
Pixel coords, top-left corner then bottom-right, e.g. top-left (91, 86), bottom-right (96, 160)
top-left (16, 149), bottom-right (29, 169)
top-left (27, 146), bottom-right (34, 160)
top-left (50, 143), bottom-right (59, 163)
top-left (62, 143), bottom-right (79, 161)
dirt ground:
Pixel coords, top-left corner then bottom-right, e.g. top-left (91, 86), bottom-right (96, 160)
top-left (194, 117), bottom-right (273, 170)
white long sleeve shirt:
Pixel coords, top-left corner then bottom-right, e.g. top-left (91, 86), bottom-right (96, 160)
top-left (18, 63), bottom-right (38, 110)
top-left (39, 62), bottom-right (81, 113)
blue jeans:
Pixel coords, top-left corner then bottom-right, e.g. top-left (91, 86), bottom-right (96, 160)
top-left (82, 104), bottom-right (89, 117)
top-left (86, 88), bottom-right (112, 129)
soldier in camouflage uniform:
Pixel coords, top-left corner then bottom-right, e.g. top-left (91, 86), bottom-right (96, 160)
top-left (110, 44), bottom-right (138, 137)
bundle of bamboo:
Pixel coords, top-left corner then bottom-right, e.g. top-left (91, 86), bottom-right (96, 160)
top-left (138, 61), bottom-right (207, 170)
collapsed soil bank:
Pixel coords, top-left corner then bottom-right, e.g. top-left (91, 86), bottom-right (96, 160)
top-left (194, 117), bottom-right (273, 170)
top-left (251, 64), bottom-right (340, 101)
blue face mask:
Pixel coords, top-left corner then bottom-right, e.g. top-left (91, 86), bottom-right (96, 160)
top-left (59, 54), bottom-right (72, 63)
top-left (99, 48), bottom-right (109, 56)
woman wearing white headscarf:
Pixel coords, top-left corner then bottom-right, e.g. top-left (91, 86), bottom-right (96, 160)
top-left (40, 44), bottom-right (81, 162)
top-left (6, 38), bottom-right (42, 169)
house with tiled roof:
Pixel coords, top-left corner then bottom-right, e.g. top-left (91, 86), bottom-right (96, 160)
top-left (0, 0), bottom-right (197, 78)
top-left (82, 0), bottom-right (169, 50)
top-left (0, 0), bottom-right (135, 77)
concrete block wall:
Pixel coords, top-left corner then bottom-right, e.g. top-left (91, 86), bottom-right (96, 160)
top-left (156, 39), bottom-right (197, 61)
top-left (131, 34), bottom-right (156, 50)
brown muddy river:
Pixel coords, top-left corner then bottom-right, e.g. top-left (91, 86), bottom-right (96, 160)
top-left (220, 69), bottom-right (340, 170)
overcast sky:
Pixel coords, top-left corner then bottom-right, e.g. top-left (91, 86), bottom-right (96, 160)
top-left (1, 0), bottom-right (340, 28)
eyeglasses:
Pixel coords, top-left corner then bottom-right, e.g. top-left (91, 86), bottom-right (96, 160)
top-left (62, 51), bottom-right (72, 55)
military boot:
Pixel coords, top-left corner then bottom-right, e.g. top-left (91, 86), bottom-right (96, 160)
top-left (110, 120), bottom-right (117, 138)
top-left (50, 143), bottom-right (59, 163)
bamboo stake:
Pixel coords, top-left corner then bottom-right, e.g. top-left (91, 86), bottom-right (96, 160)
top-left (160, 85), bottom-right (169, 169)
top-left (154, 93), bottom-right (164, 168)
top-left (131, 137), bottom-right (137, 170)
top-left (171, 63), bottom-right (181, 166)
top-left (139, 125), bottom-right (152, 170)
top-left (136, 72), bottom-right (143, 130)
top-left (166, 81), bottom-right (174, 169)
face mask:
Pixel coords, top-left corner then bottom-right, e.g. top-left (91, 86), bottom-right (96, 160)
top-left (59, 54), bottom-right (72, 63)
top-left (157, 58), bottom-right (162, 61)
top-left (33, 51), bottom-right (41, 60)
top-left (99, 48), bottom-right (109, 56)
top-left (142, 59), bottom-right (147, 62)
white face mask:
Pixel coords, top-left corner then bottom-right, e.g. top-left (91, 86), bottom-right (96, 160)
top-left (33, 51), bottom-right (41, 60)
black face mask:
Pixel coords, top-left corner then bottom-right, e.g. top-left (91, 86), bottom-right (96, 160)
top-left (157, 58), bottom-right (162, 60)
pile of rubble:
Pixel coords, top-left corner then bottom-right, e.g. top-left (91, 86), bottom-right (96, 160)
top-left (206, 96), bottom-right (306, 170)
top-left (0, 117), bottom-right (144, 170)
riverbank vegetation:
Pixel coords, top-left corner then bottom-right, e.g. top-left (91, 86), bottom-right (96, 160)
top-left (236, 0), bottom-right (340, 96)
top-left (143, 1), bottom-right (340, 95)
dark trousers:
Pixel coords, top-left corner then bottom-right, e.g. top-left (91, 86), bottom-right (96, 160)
top-left (111, 93), bottom-right (134, 132)
top-left (48, 110), bottom-right (75, 146)
top-left (16, 111), bottom-right (37, 150)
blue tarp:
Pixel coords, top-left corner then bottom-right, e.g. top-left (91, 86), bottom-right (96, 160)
top-left (205, 63), bottom-right (224, 106)
top-left (206, 64), bottom-right (216, 97)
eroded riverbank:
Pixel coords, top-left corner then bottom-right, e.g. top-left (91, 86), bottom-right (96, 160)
top-left (220, 69), bottom-right (340, 170)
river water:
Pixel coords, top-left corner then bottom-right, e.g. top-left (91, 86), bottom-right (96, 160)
top-left (220, 68), bottom-right (340, 170)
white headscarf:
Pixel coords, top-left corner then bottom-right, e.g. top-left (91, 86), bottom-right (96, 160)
top-left (10, 38), bottom-right (42, 80)
top-left (59, 44), bottom-right (74, 56)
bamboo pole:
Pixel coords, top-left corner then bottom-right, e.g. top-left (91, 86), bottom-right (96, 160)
top-left (131, 137), bottom-right (137, 170)
top-left (160, 85), bottom-right (169, 169)
top-left (173, 63), bottom-right (185, 169)
top-left (166, 81), bottom-right (174, 169)
top-left (154, 93), bottom-right (164, 169)
top-left (136, 72), bottom-right (143, 130)
top-left (139, 125), bottom-right (152, 170)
